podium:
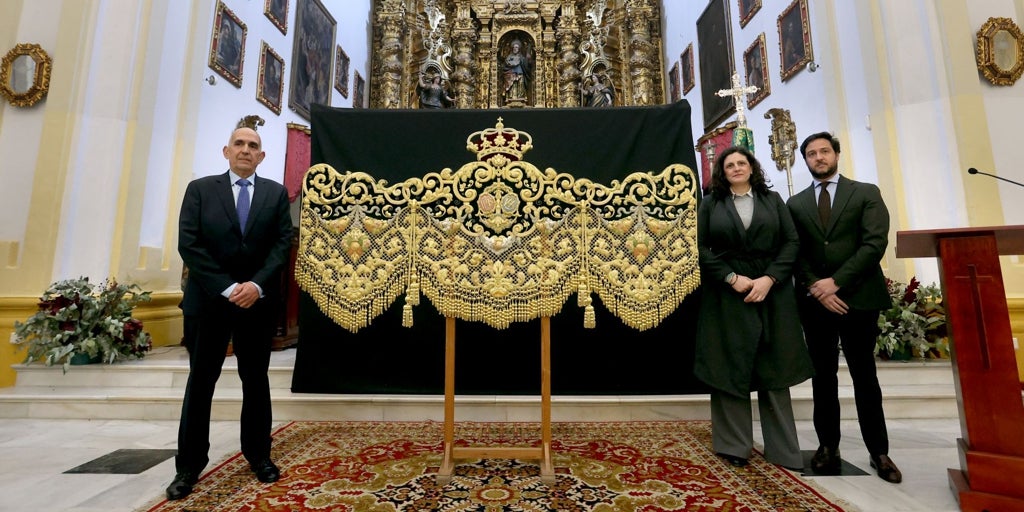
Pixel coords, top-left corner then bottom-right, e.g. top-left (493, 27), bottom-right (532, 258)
top-left (896, 226), bottom-right (1024, 511)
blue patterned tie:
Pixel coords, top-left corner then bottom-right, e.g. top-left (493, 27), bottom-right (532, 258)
top-left (236, 178), bottom-right (251, 230)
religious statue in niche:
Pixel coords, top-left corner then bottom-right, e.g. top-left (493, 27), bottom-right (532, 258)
top-left (417, 71), bottom-right (454, 109)
top-left (582, 73), bottom-right (614, 107)
top-left (500, 35), bottom-right (534, 107)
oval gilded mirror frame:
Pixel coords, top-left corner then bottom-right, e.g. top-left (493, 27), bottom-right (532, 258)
top-left (976, 17), bottom-right (1024, 86)
top-left (0, 43), bottom-right (53, 107)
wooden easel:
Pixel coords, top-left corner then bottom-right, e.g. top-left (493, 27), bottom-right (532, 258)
top-left (436, 316), bottom-right (555, 485)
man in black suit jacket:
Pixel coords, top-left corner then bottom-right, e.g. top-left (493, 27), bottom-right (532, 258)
top-left (786, 132), bottom-right (902, 484)
top-left (166, 123), bottom-right (293, 500)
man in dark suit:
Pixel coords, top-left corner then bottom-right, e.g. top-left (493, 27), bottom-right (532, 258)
top-left (787, 132), bottom-right (902, 484)
top-left (166, 121), bottom-right (293, 500)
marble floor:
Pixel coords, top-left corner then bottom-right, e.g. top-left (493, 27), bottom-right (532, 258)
top-left (0, 415), bottom-right (962, 511)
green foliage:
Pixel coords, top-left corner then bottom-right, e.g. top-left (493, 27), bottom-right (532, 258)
top-left (12, 277), bottom-right (153, 372)
top-left (876, 277), bottom-right (947, 359)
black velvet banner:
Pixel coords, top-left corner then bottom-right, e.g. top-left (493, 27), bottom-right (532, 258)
top-left (292, 101), bottom-right (707, 395)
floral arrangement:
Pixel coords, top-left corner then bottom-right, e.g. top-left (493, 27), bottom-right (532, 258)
top-left (12, 277), bottom-right (153, 370)
top-left (876, 276), bottom-right (948, 359)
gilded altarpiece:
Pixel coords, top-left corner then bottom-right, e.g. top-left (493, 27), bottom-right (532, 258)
top-left (368, 0), bottom-right (666, 109)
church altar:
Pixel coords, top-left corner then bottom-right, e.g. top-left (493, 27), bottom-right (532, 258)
top-left (291, 101), bottom-right (708, 395)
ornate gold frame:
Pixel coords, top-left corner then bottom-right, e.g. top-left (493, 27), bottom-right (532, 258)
top-left (744, 32), bottom-right (770, 108)
top-left (0, 43), bottom-right (52, 107)
top-left (738, 0), bottom-right (761, 29)
top-left (777, 0), bottom-right (813, 82)
top-left (208, 1), bottom-right (247, 88)
top-left (256, 42), bottom-right (284, 115)
top-left (976, 17), bottom-right (1024, 86)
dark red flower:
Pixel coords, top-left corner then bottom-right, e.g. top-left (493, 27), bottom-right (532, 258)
top-left (39, 295), bottom-right (75, 315)
top-left (902, 277), bottom-right (920, 305)
top-left (122, 318), bottom-right (143, 343)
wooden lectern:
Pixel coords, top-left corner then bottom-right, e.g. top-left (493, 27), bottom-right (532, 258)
top-left (896, 226), bottom-right (1024, 511)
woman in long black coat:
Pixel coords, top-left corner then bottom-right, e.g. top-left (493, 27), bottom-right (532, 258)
top-left (694, 146), bottom-right (814, 470)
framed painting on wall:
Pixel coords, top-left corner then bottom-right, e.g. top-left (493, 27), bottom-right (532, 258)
top-left (743, 33), bottom-right (770, 108)
top-left (288, 0), bottom-right (336, 120)
top-left (778, 0), bottom-right (814, 82)
top-left (257, 42), bottom-right (284, 115)
top-left (681, 43), bottom-right (695, 95)
top-left (738, 0), bottom-right (761, 28)
top-left (334, 44), bottom-right (349, 98)
top-left (265, 0), bottom-right (288, 35)
top-left (697, 0), bottom-right (735, 131)
top-left (208, 1), bottom-right (246, 88)
top-left (669, 61), bottom-right (680, 102)
top-left (352, 70), bottom-right (365, 108)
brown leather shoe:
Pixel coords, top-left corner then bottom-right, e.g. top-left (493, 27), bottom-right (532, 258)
top-left (870, 454), bottom-right (902, 484)
top-left (810, 445), bottom-right (841, 475)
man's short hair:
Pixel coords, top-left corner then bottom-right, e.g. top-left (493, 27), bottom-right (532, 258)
top-left (800, 131), bottom-right (840, 157)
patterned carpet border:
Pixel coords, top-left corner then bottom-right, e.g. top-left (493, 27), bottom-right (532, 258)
top-left (142, 420), bottom-right (858, 511)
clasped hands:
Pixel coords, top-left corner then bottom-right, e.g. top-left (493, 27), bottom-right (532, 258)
top-left (730, 274), bottom-right (775, 303)
top-left (229, 281), bottom-right (260, 309)
top-left (809, 277), bottom-right (848, 314)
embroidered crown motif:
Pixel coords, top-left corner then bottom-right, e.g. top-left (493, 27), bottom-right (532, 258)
top-left (466, 117), bottom-right (533, 162)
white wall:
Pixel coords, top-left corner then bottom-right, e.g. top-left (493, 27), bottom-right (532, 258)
top-left (0, 1), bottom-right (61, 242)
top-left (190, 0), bottom-right (372, 186)
top-left (663, 0), bottom-right (836, 199)
top-left (971, 0), bottom-right (1024, 226)
top-left (662, 0), bottom-right (1023, 287)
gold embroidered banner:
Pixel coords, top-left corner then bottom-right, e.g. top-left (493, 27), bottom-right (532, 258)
top-left (297, 119), bottom-right (700, 332)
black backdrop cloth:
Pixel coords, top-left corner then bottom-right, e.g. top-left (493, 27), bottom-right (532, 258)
top-left (292, 101), bottom-right (707, 395)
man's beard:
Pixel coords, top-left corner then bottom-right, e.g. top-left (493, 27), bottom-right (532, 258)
top-left (810, 161), bottom-right (838, 180)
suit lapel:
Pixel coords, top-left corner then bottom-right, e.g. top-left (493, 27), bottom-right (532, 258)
top-left (245, 175), bottom-right (271, 235)
top-left (721, 195), bottom-right (747, 242)
top-left (795, 185), bottom-right (821, 233)
top-left (828, 175), bottom-right (854, 233)
top-left (214, 172), bottom-right (242, 234)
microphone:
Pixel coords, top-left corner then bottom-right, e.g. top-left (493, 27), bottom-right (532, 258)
top-left (967, 167), bottom-right (1024, 188)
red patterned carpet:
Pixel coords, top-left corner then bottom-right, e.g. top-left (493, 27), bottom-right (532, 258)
top-left (143, 421), bottom-right (853, 511)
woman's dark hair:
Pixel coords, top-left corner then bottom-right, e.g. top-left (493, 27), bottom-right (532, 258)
top-left (799, 131), bottom-right (840, 158)
top-left (708, 146), bottom-right (771, 199)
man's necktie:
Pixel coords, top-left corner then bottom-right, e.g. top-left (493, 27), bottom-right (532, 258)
top-left (818, 181), bottom-right (831, 226)
top-left (236, 178), bottom-right (251, 230)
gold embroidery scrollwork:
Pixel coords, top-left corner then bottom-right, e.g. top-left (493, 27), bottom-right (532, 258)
top-left (298, 120), bottom-right (700, 333)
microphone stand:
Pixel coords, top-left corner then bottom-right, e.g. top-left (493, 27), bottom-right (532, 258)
top-left (968, 168), bottom-right (1024, 188)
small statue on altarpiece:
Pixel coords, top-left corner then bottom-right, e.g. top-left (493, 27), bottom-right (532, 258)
top-left (417, 73), bottom-right (455, 109)
top-left (501, 39), bottom-right (533, 105)
top-left (582, 73), bottom-right (614, 107)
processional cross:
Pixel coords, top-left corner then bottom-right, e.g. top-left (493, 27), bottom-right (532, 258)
top-left (716, 72), bottom-right (758, 128)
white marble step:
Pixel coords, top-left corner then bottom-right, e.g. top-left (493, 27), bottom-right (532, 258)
top-left (0, 346), bottom-right (959, 421)
top-left (9, 347), bottom-right (956, 389)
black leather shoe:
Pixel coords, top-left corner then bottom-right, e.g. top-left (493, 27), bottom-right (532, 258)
top-left (810, 446), bottom-right (841, 475)
top-left (165, 471), bottom-right (198, 500)
top-left (716, 452), bottom-right (749, 467)
top-left (251, 459), bottom-right (280, 483)
top-left (870, 454), bottom-right (903, 484)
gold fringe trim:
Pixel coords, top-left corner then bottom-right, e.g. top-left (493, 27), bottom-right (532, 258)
top-left (296, 122), bottom-right (700, 333)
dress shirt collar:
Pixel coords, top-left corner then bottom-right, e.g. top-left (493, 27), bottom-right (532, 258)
top-left (815, 174), bottom-right (838, 189)
top-left (229, 170), bottom-right (256, 184)
top-left (731, 188), bottom-right (753, 199)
